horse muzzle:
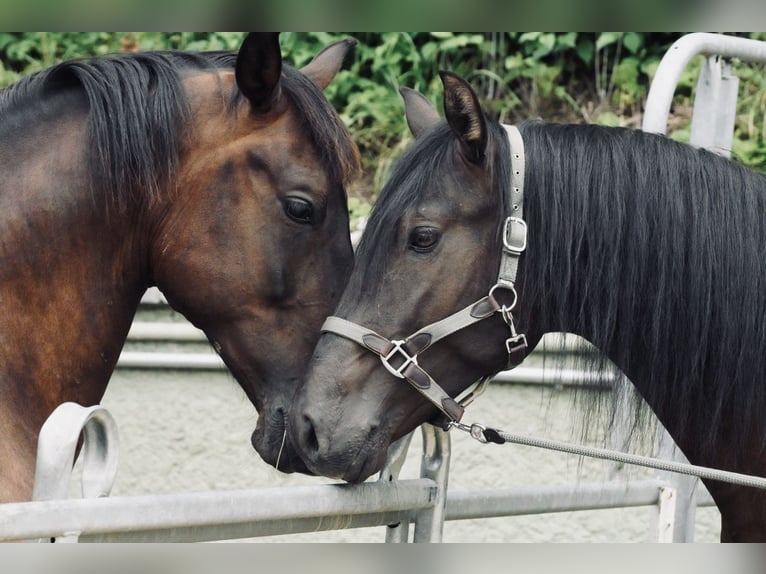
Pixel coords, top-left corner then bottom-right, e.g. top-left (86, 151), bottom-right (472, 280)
top-left (251, 407), bottom-right (312, 475)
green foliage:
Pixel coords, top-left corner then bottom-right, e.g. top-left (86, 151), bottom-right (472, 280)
top-left (1, 31), bottom-right (765, 203)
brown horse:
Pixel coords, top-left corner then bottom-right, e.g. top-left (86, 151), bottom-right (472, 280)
top-left (0, 33), bottom-right (359, 502)
top-left (289, 71), bottom-right (766, 541)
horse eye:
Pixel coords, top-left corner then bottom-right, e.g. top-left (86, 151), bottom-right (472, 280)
top-left (282, 197), bottom-right (314, 224)
top-left (409, 226), bottom-right (441, 253)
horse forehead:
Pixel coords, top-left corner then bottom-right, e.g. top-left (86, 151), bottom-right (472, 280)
top-left (182, 71), bottom-right (302, 142)
top-left (181, 77), bottom-right (330, 186)
top-left (401, 171), bottom-right (490, 220)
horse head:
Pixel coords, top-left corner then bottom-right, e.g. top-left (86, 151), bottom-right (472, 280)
top-left (288, 72), bottom-right (530, 481)
top-left (149, 33), bottom-right (359, 473)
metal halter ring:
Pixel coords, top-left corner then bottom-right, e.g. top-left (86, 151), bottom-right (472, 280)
top-left (489, 282), bottom-right (518, 312)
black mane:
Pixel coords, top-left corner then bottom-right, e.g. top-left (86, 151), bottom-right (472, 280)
top-left (0, 49), bottom-right (358, 210)
top-left (519, 122), bottom-right (766, 463)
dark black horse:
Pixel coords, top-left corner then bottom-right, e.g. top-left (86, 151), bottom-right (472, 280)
top-left (289, 71), bottom-right (766, 541)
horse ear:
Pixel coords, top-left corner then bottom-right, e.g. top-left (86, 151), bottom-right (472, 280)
top-left (400, 87), bottom-right (440, 138)
top-left (235, 32), bottom-right (283, 112)
top-left (439, 71), bottom-right (487, 163)
top-left (300, 38), bottom-right (356, 90)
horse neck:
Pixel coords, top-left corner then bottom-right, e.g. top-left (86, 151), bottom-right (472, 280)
top-left (0, 117), bottom-right (150, 453)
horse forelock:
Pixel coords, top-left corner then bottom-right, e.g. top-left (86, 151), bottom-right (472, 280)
top-left (519, 121), bottom-right (766, 465)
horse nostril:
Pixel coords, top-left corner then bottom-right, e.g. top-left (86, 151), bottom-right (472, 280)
top-left (303, 414), bottom-right (319, 455)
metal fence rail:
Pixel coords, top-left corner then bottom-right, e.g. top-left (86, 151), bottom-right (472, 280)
top-left (0, 480), bottom-right (437, 542)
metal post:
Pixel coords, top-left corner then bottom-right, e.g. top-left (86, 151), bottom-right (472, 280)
top-left (689, 56), bottom-right (739, 157)
top-left (31, 402), bottom-right (120, 542)
top-left (380, 432), bottom-right (415, 542)
top-left (656, 486), bottom-right (678, 542)
top-left (413, 425), bottom-right (450, 542)
top-left (653, 431), bottom-right (698, 542)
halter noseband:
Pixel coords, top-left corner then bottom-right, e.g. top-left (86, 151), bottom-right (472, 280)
top-left (321, 125), bottom-right (528, 426)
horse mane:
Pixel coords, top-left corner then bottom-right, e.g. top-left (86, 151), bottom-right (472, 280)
top-left (0, 50), bottom-right (359, 210)
top-left (519, 121), bottom-right (766, 463)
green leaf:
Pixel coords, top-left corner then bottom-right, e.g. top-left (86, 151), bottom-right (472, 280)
top-left (519, 32), bottom-right (542, 43)
top-left (556, 32), bottom-right (578, 50)
top-left (623, 32), bottom-right (643, 54)
top-left (532, 33), bottom-right (556, 59)
top-left (575, 38), bottom-right (594, 64)
top-left (596, 111), bottom-right (621, 126)
top-left (596, 32), bottom-right (622, 51)
top-left (613, 57), bottom-right (640, 96)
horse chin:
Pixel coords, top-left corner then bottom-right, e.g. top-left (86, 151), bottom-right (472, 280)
top-left (250, 409), bottom-right (313, 475)
top-left (340, 450), bottom-right (388, 484)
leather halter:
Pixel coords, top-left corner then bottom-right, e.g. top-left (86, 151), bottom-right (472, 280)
top-left (321, 125), bottom-right (528, 426)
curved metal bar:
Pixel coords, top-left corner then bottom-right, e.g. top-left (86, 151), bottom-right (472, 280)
top-left (642, 33), bottom-right (766, 135)
top-left (32, 402), bottom-right (119, 502)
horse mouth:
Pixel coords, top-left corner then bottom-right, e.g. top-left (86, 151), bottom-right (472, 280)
top-left (251, 408), bottom-right (313, 475)
top-left (341, 462), bottom-right (375, 484)
top-left (334, 433), bottom-right (391, 484)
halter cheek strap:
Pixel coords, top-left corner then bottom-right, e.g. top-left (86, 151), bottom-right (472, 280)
top-left (321, 124), bottom-right (528, 425)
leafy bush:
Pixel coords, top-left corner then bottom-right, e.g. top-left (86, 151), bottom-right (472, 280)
top-left (1, 32), bottom-right (764, 203)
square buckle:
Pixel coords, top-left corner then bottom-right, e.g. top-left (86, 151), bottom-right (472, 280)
top-left (380, 340), bottom-right (418, 379)
top-left (502, 217), bottom-right (527, 254)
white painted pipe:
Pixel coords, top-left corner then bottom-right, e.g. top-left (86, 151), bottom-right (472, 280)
top-left (127, 322), bottom-right (206, 342)
top-left (643, 33), bottom-right (766, 135)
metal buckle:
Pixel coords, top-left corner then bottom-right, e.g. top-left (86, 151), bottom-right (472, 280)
top-left (502, 216), bottom-right (527, 254)
top-left (506, 334), bottom-right (528, 354)
top-left (380, 340), bottom-right (418, 379)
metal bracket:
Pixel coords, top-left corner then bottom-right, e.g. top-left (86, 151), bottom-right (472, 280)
top-left (380, 340), bottom-right (419, 379)
top-left (32, 402), bottom-right (119, 543)
top-left (502, 216), bottom-right (527, 254)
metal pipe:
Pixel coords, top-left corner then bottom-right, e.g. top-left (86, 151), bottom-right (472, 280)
top-left (0, 480), bottom-right (436, 542)
top-left (643, 33), bottom-right (766, 135)
top-left (115, 351), bottom-right (609, 393)
top-left (117, 351), bottom-right (225, 370)
top-left (445, 480), bottom-right (665, 520)
top-left (492, 366), bottom-right (610, 387)
top-left (128, 322), bottom-right (206, 341)
top-left (413, 426), bottom-right (451, 542)
top-left (81, 512), bottom-right (415, 542)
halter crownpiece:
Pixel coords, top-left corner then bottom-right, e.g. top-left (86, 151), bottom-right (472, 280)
top-left (321, 124), bottom-right (528, 426)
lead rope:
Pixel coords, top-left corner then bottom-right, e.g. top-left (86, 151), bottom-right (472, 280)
top-left (447, 422), bottom-right (766, 490)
